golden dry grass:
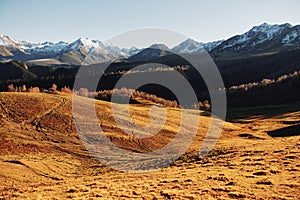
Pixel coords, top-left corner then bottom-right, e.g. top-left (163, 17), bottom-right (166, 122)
top-left (0, 92), bottom-right (299, 199)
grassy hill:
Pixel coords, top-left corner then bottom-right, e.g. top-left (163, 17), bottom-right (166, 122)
top-left (0, 92), bottom-right (299, 199)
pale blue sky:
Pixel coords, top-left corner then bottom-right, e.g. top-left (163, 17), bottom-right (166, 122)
top-left (1, 0), bottom-right (300, 47)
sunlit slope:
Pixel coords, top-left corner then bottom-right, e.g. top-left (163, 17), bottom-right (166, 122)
top-left (0, 92), bottom-right (238, 156)
top-left (0, 92), bottom-right (299, 199)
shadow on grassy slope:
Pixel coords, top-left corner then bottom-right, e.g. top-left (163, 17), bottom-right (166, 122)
top-left (267, 124), bottom-right (300, 137)
top-left (227, 102), bottom-right (300, 121)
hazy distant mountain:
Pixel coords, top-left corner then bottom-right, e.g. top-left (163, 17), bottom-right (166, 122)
top-left (171, 38), bottom-right (224, 54)
top-left (121, 47), bottom-right (142, 57)
top-left (127, 44), bottom-right (173, 62)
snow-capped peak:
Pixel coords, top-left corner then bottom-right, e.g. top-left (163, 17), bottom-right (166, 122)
top-left (121, 47), bottom-right (142, 57)
top-left (249, 23), bottom-right (291, 40)
top-left (203, 40), bottom-right (225, 51)
top-left (68, 37), bottom-right (99, 51)
top-left (218, 23), bottom-right (296, 51)
top-left (0, 34), bottom-right (69, 54)
top-left (28, 41), bottom-right (68, 53)
top-left (1, 22), bottom-right (299, 64)
top-left (172, 38), bottom-right (224, 53)
top-left (0, 34), bottom-right (23, 48)
top-left (172, 38), bottom-right (202, 54)
top-left (0, 35), bottom-right (11, 46)
top-left (251, 22), bottom-right (292, 33)
top-left (62, 37), bottom-right (131, 60)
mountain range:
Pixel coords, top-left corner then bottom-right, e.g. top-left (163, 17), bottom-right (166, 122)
top-left (1, 22), bottom-right (300, 65)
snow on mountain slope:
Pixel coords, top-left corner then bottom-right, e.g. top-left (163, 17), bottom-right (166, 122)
top-left (216, 23), bottom-right (296, 51)
top-left (67, 38), bottom-right (98, 52)
top-left (172, 38), bottom-right (224, 54)
top-left (1, 22), bottom-right (300, 64)
top-left (282, 26), bottom-right (300, 45)
top-left (0, 34), bottom-right (68, 56)
top-left (249, 23), bottom-right (291, 46)
top-left (211, 23), bottom-right (300, 57)
top-left (0, 35), bottom-right (133, 63)
top-left (60, 38), bottom-right (130, 64)
top-left (26, 41), bottom-right (68, 54)
top-left (202, 40), bottom-right (225, 52)
top-left (172, 38), bottom-right (201, 54)
top-left (95, 41), bottom-right (128, 58)
top-left (0, 35), bottom-right (21, 47)
top-left (121, 47), bottom-right (142, 57)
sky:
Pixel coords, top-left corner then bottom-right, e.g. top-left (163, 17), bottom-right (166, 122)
top-left (1, 0), bottom-right (300, 48)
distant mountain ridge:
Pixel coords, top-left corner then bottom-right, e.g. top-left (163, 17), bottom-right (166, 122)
top-left (1, 22), bottom-right (300, 65)
top-left (171, 38), bottom-right (224, 53)
top-left (212, 23), bottom-right (300, 58)
top-left (0, 35), bottom-right (131, 65)
top-left (126, 44), bottom-right (173, 62)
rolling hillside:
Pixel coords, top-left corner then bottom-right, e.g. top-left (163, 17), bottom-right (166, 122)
top-left (0, 92), bottom-right (299, 199)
